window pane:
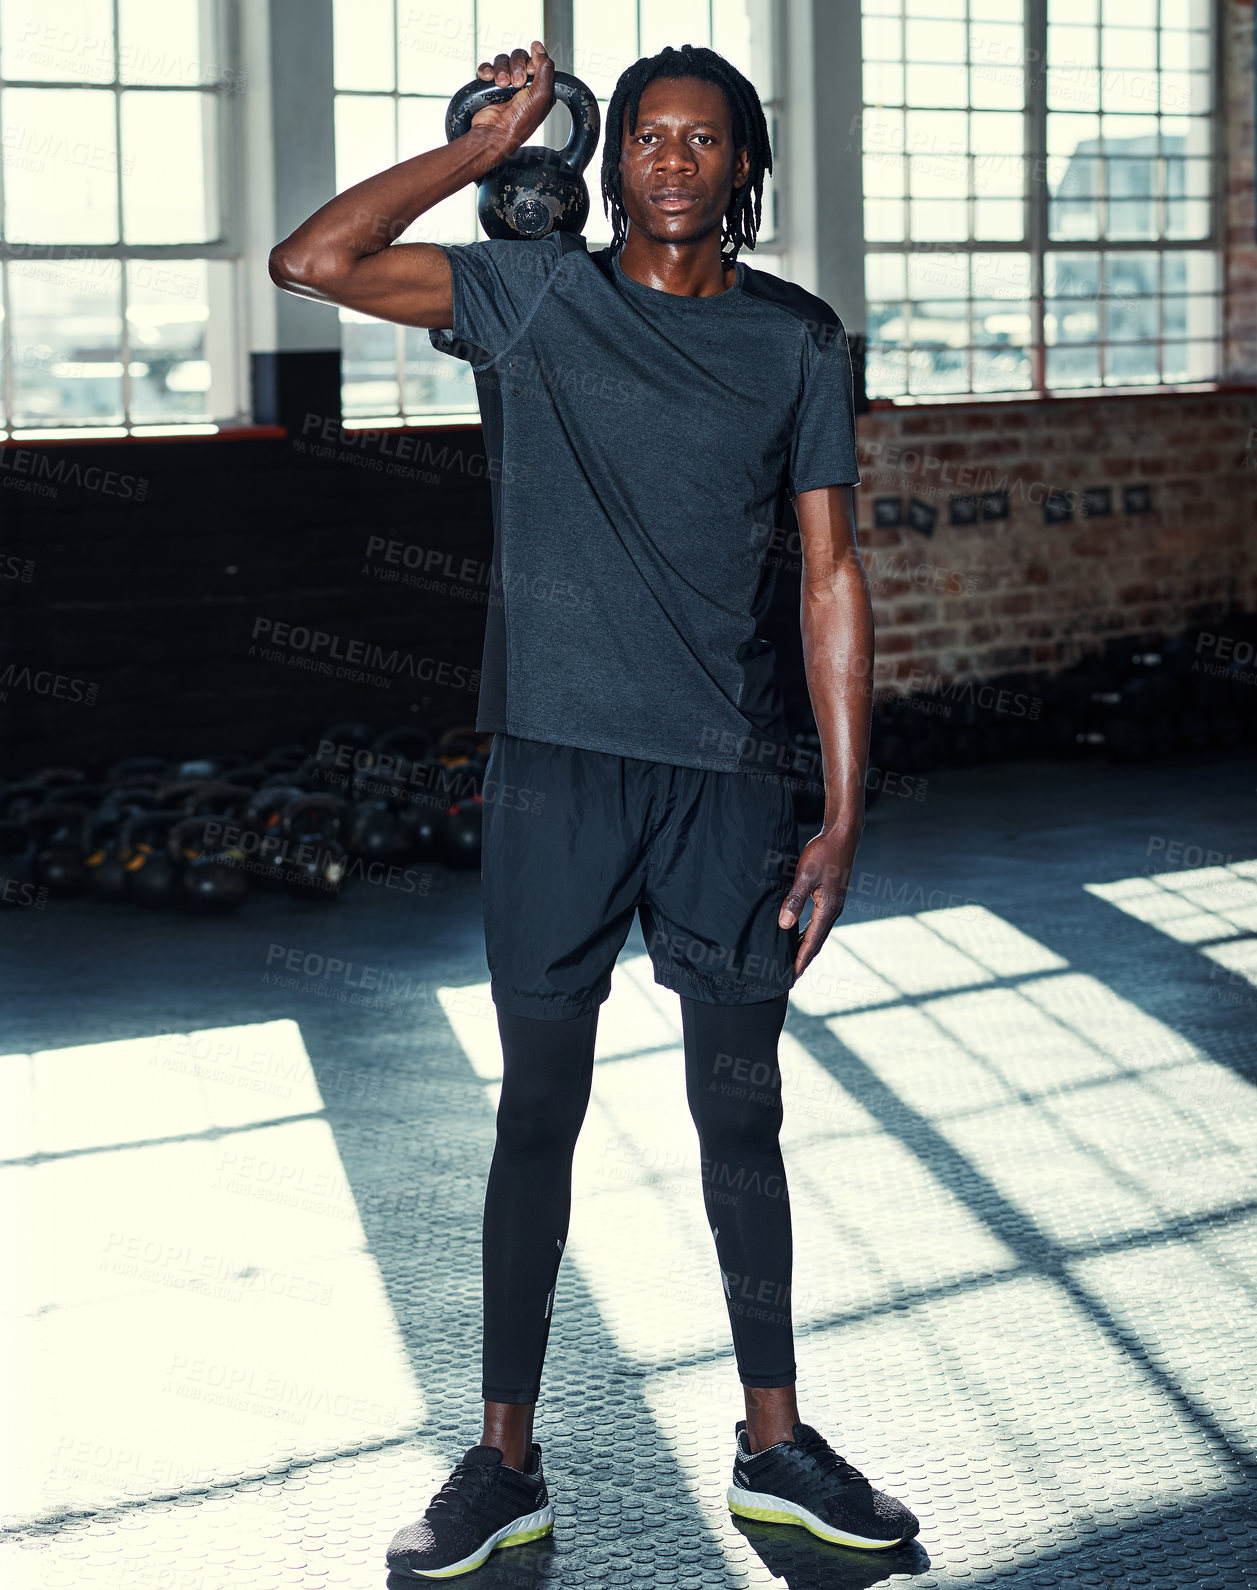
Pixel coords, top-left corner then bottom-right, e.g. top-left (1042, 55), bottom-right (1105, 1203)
top-left (1165, 194), bottom-right (1210, 238)
top-left (1103, 0), bottom-right (1155, 21)
top-left (121, 91), bottom-right (219, 242)
top-left (910, 198), bottom-right (968, 239)
top-left (867, 344), bottom-right (908, 397)
top-left (1100, 27), bottom-right (1156, 70)
top-left (866, 106), bottom-right (906, 157)
top-left (335, 94), bottom-right (396, 194)
top-left (973, 152), bottom-right (1023, 198)
top-left (1162, 118), bottom-right (1210, 156)
top-left (974, 199), bottom-right (1023, 237)
top-left (8, 258), bottom-right (123, 426)
top-left (1101, 62), bottom-right (1159, 114)
top-left (125, 259), bottom-right (214, 422)
top-left (1046, 344), bottom-right (1100, 386)
top-left (1044, 254), bottom-right (1098, 295)
top-left (404, 325), bottom-right (479, 415)
top-left (972, 299), bottom-right (1031, 342)
top-left (573, 0), bottom-right (638, 104)
top-left (864, 61), bottom-right (905, 104)
top-left (1048, 148), bottom-right (1101, 239)
top-left (1047, 64), bottom-right (1100, 112)
top-left (477, 0), bottom-right (544, 65)
top-left (971, 62), bottom-right (1022, 109)
top-left (1105, 343), bottom-right (1159, 384)
top-left (973, 252), bottom-right (1030, 296)
top-left (909, 154), bottom-right (965, 199)
top-left (913, 300), bottom-right (970, 338)
top-left (335, 0), bottom-right (394, 91)
top-left (904, 63), bottom-right (967, 105)
top-left (1047, 111), bottom-right (1100, 154)
top-left (398, 98), bottom-right (476, 241)
top-left (865, 151), bottom-right (905, 198)
top-left (1159, 28), bottom-right (1211, 70)
top-left (906, 20), bottom-right (967, 60)
top-left (1046, 297), bottom-right (1098, 342)
top-left (908, 252), bottom-right (967, 296)
top-left (1160, 0), bottom-right (1210, 27)
top-left (1160, 340), bottom-right (1216, 381)
top-left (120, 0), bottom-right (222, 85)
top-left (1100, 112), bottom-right (1157, 150)
top-left (1103, 250), bottom-right (1159, 296)
top-left (973, 346), bottom-right (1031, 390)
top-left (0, 0), bottom-right (114, 83)
top-left (712, 0), bottom-right (759, 91)
top-left (397, 1), bottom-right (474, 96)
top-left (866, 254), bottom-right (907, 299)
top-left (908, 347), bottom-right (969, 395)
top-left (1048, 25), bottom-right (1098, 66)
top-left (906, 107), bottom-right (966, 155)
top-left (1106, 157), bottom-right (1157, 198)
top-left (1045, 300), bottom-right (1101, 341)
top-left (1050, 0), bottom-right (1099, 24)
top-left (341, 310), bottom-right (399, 418)
top-left (1105, 295), bottom-right (1158, 340)
top-left (864, 17), bottom-right (903, 60)
top-left (970, 111), bottom-right (1023, 154)
top-left (865, 199), bottom-right (906, 241)
top-left (1161, 294), bottom-right (1217, 338)
top-left (2, 88), bottom-right (119, 242)
top-left (1163, 250), bottom-right (1215, 291)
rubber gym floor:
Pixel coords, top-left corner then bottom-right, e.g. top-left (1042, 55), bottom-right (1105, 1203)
top-left (3, 751), bottom-right (1256, 1590)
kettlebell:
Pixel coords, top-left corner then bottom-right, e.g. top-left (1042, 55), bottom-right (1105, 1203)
top-left (445, 68), bottom-right (600, 240)
top-left (169, 816), bottom-right (250, 913)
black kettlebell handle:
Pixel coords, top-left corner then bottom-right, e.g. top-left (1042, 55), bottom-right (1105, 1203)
top-left (445, 68), bottom-right (599, 177)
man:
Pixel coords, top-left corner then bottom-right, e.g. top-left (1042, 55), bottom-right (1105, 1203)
top-left (271, 37), bottom-right (918, 1579)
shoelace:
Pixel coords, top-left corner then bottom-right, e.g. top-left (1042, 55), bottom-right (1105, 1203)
top-left (426, 1459), bottom-right (496, 1515)
top-left (795, 1431), bottom-right (867, 1488)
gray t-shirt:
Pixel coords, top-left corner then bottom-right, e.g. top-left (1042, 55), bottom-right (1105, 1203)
top-left (429, 231), bottom-right (859, 774)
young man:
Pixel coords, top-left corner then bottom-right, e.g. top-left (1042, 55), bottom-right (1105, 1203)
top-left (271, 37), bottom-right (918, 1578)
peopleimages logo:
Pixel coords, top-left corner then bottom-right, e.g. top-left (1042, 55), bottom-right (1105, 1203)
top-left (249, 618), bottom-right (479, 693)
top-left (0, 447), bottom-right (148, 500)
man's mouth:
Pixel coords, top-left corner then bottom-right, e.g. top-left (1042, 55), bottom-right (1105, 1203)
top-left (651, 189), bottom-right (700, 210)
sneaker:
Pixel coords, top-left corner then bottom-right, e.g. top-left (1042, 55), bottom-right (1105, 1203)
top-left (727, 1420), bottom-right (918, 1551)
top-left (386, 1441), bottom-right (554, 1579)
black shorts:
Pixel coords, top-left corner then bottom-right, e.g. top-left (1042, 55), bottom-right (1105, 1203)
top-left (480, 734), bottom-right (802, 1018)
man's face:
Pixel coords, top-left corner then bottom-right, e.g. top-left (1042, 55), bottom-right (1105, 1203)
top-left (616, 75), bottom-right (750, 249)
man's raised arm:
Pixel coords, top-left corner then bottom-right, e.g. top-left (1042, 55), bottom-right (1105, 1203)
top-left (268, 40), bottom-right (555, 329)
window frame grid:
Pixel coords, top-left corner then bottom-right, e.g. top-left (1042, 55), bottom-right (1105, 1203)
top-left (335, 0), bottom-right (786, 428)
top-left (0, 0), bottom-right (245, 436)
top-left (862, 0), bottom-right (1225, 403)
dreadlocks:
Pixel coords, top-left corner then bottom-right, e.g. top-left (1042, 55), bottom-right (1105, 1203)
top-left (599, 43), bottom-right (772, 261)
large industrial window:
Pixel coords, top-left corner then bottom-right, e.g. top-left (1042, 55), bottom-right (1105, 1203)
top-left (860, 0), bottom-right (1221, 400)
top-left (333, 0), bottom-right (779, 426)
top-left (0, 0), bottom-right (242, 438)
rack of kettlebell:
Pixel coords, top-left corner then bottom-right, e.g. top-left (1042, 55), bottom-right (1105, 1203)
top-left (0, 723), bottom-right (492, 913)
top-left (4, 615), bottom-right (1255, 913)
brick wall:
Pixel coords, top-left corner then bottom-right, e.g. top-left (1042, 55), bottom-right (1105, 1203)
top-left (1226, 0), bottom-right (1257, 378)
top-left (855, 389), bottom-right (1257, 691)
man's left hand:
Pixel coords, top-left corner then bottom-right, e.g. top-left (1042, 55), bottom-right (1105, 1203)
top-left (778, 823), bottom-right (862, 978)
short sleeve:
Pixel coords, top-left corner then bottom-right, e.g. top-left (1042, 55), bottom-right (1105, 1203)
top-left (787, 319), bottom-right (861, 495)
top-left (428, 234), bottom-right (565, 367)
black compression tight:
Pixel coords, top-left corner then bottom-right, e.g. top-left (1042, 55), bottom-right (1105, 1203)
top-left (481, 995), bottom-right (795, 1404)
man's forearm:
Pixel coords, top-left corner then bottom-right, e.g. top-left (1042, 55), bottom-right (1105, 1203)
top-left (800, 554), bottom-right (874, 831)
